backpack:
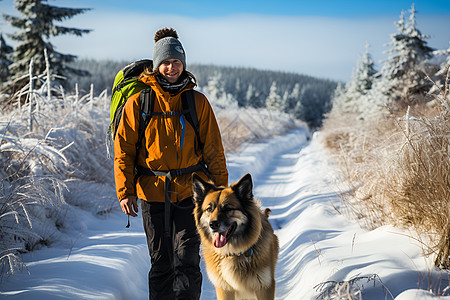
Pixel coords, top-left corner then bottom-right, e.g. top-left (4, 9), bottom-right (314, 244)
top-left (106, 59), bottom-right (152, 157)
top-left (106, 59), bottom-right (202, 159)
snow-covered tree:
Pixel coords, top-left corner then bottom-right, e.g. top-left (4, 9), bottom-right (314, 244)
top-left (373, 5), bottom-right (434, 105)
top-left (3, 0), bottom-right (92, 91)
top-left (434, 43), bottom-right (450, 77)
top-left (204, 72), bottom-right (237, 109)
top-left (204, 72), bottom-right (225, 101)
top-left (245, 83), bottom-right (255, 105)
top-left (330, 82), bottom-right (346, 113)
top-left (234, 78), bottom-right (247, 107)
top-left (282, 90), bottom-right (289, 111)
top-left (427, 43), bottom-right (450, 99)
top-left (346, 43), bottom-right (377, 99)
top-left (0, 33), bottom-right (13, 85)
top-left (332, 43), bottom-right (377, 115)
top-left (266, 81), bottom-right (284, 111)
top-left (290, 83), bottom-right (300, 100)
top-left (282, 82), bottom-right (299, 113)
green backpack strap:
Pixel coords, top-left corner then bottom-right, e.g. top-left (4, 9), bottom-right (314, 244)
top-left (181, 90), bottom-right (203, 154)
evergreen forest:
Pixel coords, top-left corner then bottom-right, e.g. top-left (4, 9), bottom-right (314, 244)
top-left (65, 59), bottom-right (337, 128)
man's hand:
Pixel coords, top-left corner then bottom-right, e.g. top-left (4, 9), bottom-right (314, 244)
top-left (120, 196), bottom-right (138, 217)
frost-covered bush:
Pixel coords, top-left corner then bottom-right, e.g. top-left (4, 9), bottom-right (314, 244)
top-left (0, 84), bottom-right (115, 281)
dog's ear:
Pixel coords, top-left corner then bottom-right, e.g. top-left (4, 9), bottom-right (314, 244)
top-left (192, 173), bottom-right (215, 205)
top-left (231, 173), bottom-right (253, 202)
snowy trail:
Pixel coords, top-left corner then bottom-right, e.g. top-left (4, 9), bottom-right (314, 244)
top-left (250, 131), bottom-right (349, 299)
top-left (1, 127), bottom-right (449, 299)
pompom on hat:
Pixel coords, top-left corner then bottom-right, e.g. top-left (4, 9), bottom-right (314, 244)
top-left (153, 28), bottom-right (186, 70)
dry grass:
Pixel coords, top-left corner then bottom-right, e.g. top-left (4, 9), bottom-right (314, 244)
top-left (322, 71), bottom-right (450, 268)
top-left (217, 114), bottom-right (255, 153)
top-left (322, 111), bottom-right (398, 229)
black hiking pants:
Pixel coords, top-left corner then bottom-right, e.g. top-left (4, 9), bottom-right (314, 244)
top-left (141, 197), bottom-right (202, 300)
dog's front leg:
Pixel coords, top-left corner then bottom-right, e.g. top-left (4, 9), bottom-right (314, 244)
top-left (216, 287), bottom-right (235, 300)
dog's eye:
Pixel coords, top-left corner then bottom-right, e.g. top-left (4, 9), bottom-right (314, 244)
top-left (221, 204), bottom-right (233, 212)
top-left (206, 206), bottom-right (214, 213)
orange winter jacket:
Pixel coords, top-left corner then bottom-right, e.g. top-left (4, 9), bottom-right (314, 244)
top-left (114, 74), bottom-right (228, 203)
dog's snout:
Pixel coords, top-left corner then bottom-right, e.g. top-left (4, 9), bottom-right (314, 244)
top-left (210, 220), bottom-right (220, 230)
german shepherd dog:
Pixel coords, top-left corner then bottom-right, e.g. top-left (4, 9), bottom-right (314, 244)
top-left (192, 173), bottom-right (279, 300)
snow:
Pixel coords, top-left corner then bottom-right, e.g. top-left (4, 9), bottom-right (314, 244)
top-left (1, 127), bottom-right (450, 299)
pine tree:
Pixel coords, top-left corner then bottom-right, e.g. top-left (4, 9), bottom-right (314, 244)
top-left (290, 83), bottom-right (300, 100)
top-left (0, 33), bottom-right (13, 85)
top-left (245, 83), bottom-right (255, 105)
top-left (204, 72), bottom-right (237, 108)
top-left (266, 81), bottom-right (284, 111)
top-left (3, 0), bottom-right (91, 91)
top-left (284, 83), bottom-right (300, 113)
top-left (435, 43), bottom-right (450, 77)
top-left (375, 5), bottom-right (434, 104)
top-left (245, 83), bottom-right (262, 108)
top-left (346, 43), bottom-right (377, 98)
top-left (330, 82), bottom-right (347, 114)
top-left (428, 43), bottom-right (450, 97)
top-left (205, 72), bottom-right (225, 102)
top-left (335, 43), bottom-right (377, 114)
top-left (234, 78), bottom-right (247, 107)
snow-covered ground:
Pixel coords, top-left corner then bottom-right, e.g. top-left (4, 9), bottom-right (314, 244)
top-left (1, 127), bottom-right (449, 299)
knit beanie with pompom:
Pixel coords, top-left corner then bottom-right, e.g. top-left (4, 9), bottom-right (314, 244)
top-left (153, 28), bottom-right (186, 70)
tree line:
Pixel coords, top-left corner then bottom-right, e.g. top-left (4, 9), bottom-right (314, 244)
top-left (64, 59), bottom-right (337, 128)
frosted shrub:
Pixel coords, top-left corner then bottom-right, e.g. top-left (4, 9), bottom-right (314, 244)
top-left (0, 84), bottom-right (114, 280)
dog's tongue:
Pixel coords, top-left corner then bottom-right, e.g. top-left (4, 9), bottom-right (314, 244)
top-left (213, 232), bottom-right (227, 248)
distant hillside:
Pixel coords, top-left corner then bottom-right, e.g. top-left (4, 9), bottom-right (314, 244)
top-left (67, 59), bottom-right (337, 127)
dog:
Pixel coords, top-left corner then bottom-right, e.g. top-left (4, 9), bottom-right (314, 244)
top-left (192, 173), bottom-right (279, 300)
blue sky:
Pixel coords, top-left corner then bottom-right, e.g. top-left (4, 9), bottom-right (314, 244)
top-left (1, 0), bottom-right (450, 81)
top-left (58, 0), bottom-right (450, 18)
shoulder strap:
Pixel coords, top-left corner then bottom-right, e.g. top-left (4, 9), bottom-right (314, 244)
top-left (181, 90), bottom-right (203, 153)
top-left (136, 88), bottom-right (154, 157)
top-left (133, 88), bottom-right (154, 194)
